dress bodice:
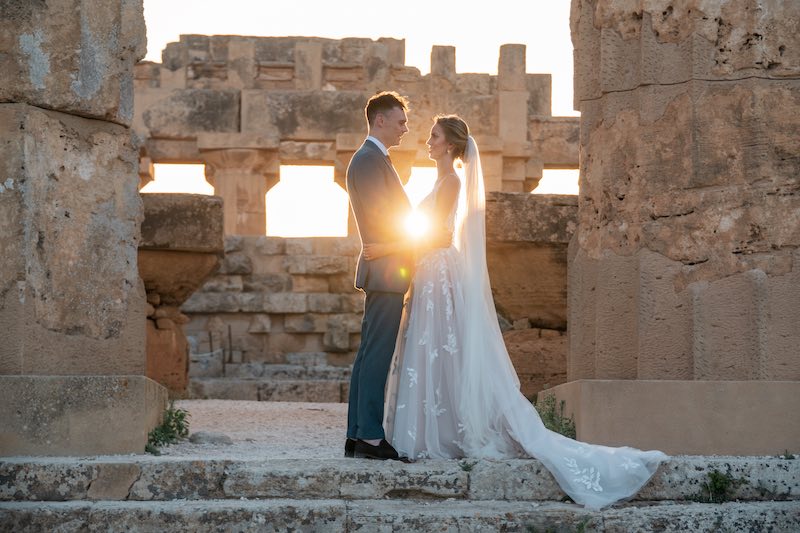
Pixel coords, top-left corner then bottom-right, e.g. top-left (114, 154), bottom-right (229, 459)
top-left (418, 177), bottom-right (458, 234)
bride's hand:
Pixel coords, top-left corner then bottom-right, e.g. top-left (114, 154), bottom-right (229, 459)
top-left (363, 242), bottom-right (392, 260)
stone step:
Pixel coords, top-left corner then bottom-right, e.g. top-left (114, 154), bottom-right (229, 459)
top-left (0, 499), bottom-right (797, 532)
top-left (189, 377), bottom-right (348, 402)
top-left (222, 363), bottom-right (351, 380)
top-left (2, 456), bottom-right (797, 504)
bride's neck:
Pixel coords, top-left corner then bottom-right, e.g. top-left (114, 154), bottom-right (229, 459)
top-left (436, 160), bottom-right (456, 179)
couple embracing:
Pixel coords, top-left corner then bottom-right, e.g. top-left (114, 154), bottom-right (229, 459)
top-left (344, 91), bottom-right (667, 509)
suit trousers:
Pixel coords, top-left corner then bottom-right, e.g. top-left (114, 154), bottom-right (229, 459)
top-left (347, 290), bottom-right (405, 440)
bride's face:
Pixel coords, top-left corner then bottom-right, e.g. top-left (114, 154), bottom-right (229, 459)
top-left (426, 123), bottom-right (453, 162)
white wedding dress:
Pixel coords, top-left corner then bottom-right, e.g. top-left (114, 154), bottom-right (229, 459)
top-left (384, 137), bottom-right (667, 510)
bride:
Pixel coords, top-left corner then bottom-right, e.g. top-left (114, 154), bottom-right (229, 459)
top-left (363, 114), bottom-right (667, 510)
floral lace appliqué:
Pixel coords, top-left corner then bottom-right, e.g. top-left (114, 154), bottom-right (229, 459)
top-left (565, 458), bottom-right (603, 492)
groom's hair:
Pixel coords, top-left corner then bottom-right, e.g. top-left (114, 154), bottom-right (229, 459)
top-left (365, 91), bottom-right (409, 126)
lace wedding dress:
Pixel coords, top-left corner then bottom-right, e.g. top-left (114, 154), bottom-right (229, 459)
top-left (384, 137), bottom-right (667, 510)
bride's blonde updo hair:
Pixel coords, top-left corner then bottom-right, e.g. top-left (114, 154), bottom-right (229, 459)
top-left (434, 114), bottom-right (470, 162)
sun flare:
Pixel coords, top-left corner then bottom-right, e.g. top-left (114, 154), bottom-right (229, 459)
top-left (405, 210), bottom-right (430, 239)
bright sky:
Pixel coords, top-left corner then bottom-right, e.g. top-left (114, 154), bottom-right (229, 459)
top-left (142, 0), bottom-right (577, 117)
top-left (139, 1), bottom-right (579, 236)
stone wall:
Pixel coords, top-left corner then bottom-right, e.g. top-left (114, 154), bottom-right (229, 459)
top-left (133, 36), bottom-right (580, 234)
top-left (542, 0), bottom-right (800, 455)
top-left (182, 192), bottom-right (576, 399)
top-left (568, 0), bottom-right (800, 382)
top-left (0, 0), bottom-right (167, 455)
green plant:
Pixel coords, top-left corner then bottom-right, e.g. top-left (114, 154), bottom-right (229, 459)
top-left (146, 401), bottom-right (190, 455)
top-left (778, 450), bottom-right (796, 460)
top-left (533, 394), bottom-right (576, 439)
top-left (694, 469), bottom-right (744, 503)
top-left (458, 459), bottom-right (477, 472)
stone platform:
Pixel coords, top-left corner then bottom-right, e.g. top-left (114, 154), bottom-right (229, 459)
top-left (1, 400), bottom-right (798, 532)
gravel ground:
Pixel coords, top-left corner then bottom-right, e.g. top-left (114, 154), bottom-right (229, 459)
top-left (161, 400), bottom-right (348, 459)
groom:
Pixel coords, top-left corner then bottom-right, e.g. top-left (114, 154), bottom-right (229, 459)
top-left (345, 91), bottom-right (413, 460)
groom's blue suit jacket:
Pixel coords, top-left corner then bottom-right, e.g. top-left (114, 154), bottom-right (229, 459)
top-left (346, 139), bottom-right (414, 294)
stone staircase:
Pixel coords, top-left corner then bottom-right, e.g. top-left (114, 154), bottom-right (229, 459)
top-left (1, 455), bottom-right (798, 531)
top-left (189, 352), bottom-right (351, 402)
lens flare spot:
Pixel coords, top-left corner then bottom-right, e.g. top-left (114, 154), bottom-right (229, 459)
top-left (405, 210), bottom-right (430, 239)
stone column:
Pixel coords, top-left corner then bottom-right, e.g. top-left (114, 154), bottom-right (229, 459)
top-left (498, 44), bottom-right (531, 192)
top-left (0, 0), bottom-right (167, 455)
top-left (543, 0), bottom-right (800, 455)
top-left (199, 133), bottom-right (279, 235)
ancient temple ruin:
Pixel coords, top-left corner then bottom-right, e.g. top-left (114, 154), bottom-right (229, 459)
top-left (133, 35), bottom-right (580, 402)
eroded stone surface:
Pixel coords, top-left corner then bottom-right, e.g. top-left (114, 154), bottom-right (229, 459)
top-left (0, 104), bottom-right (145, 375)
top-left (0, 0), bottom-right (146, 124)
top-left (569, 0), bottom-right (800, 382)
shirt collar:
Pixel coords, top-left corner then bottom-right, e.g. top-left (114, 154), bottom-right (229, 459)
top-left (366, 136), bottom-right (389, 156)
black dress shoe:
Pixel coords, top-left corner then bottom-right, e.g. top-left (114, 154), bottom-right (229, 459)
top-left (354, 439), bottom-right (399, 460)
top-left (344, 438), bottom-right (356, 458)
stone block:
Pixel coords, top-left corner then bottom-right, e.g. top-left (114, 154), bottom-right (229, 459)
top-left (0, 0), bottom-right (145, 124)
top-left (285, 238), bottom-right (314, 255)
top-left (486, 242), bottom-right (569, 330)
top-left (0, 375), bottom-right (166, 456)
top-left (133, 88), bottom-right (240, 138)
top-left (544, 379), bottom-right (800, 455)
top-left (241, 90), bottom-right (365, 140)
top-left (498, 44), bottom-right (526, 91)
top-left (469, 460), bottom-right (562, 501)
top-left (431, 46), bottom-right (456, 78)
top-left (0, 104), bottom-right (145, 376)
top-left (262, 293), bottom-right (308, 313)
top-left (279, 141), bottom-right (336, 164)
top-left (242, 273), bottom-right (292, 293)
top-left (188, 349), bottom-right (224, 378)
top-left (284, 255), bottom-right (349, 275)
top-left (503, 328), bottom-right (567, 398)
top-left (145, 319), bottom-right (189, 394)
top-left (498, 91), bottom-right (528, 142)
top-left (220, 253), bottom-right (253, 275)
top-left (189, 378), bottom-right (259, 400)
top-left (308, 294), bottom-right (345, 313)
top-left (86, 464), bottom-right (142, 501)
top-left (258, 380), bottom-right (342, 402)
top-left (254, 236), bottom-right (286, 255)
top-left (526, 74), bottom-right (552, 116)
top-left (291, 275), bottom-right (330, 293)
top-left (323, 321), bottom-right (351, 352)
top-left (284, 314), bottom-right (324, 333)
top-left (196, 132), bottom-right (279, 150)
top-left (529, 117), bottom-right (580, 167)
top-left (181, 293), bottom-right (240, 313)
top-left (486, 190), bottom-right (577, 243)
top-left (247, 314), bottom-right (272, 333)
top-left (224, 235), bottom-right (244, 253)
top-left (139, 194), bottom-right (224, 253)
top-left (201, 275), bottom-right (244, 293)
top-left (139, 250), bottom-right (222, 307)
top-left (129, 460), bottom-right (227, 500)
top-left (573, 1), bottom-right (800, 101)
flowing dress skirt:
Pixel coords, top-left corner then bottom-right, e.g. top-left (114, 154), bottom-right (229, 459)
top-left (384, 246), bottom-right (667, 509)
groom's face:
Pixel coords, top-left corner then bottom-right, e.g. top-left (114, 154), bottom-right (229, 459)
top-left (379, 107), bottom-right (409, 148)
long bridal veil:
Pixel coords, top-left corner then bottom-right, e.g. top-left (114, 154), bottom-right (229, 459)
top-left (452, 136), bottom-right (667, 509)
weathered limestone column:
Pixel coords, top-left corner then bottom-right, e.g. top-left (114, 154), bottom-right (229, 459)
top-left (545, 0), bottom-right (800, 455)
top-left (498, 44), bottom-right (531, 192)
top-left (0, 0), bottom-right (167, 455)
top-left (199, 134), bottom-right (279, 235)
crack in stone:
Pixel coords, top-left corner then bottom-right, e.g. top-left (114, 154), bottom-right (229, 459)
top-left (581, 74), bottom-right (800, 102)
